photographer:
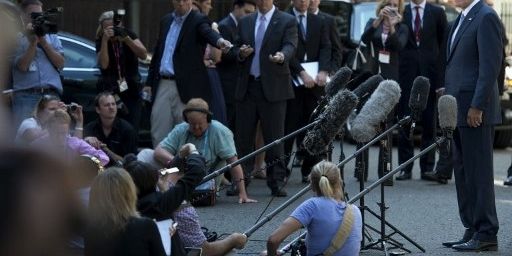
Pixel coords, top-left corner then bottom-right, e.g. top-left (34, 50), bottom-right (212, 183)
top-left (11, 0), bottom-right (65, 126)
top-left (95, 10), bottom-right (148, 133)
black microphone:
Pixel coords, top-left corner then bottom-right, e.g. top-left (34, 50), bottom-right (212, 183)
top-left (349, 80), bottom-right (402, 143)
top-left (408, 76), bottom-right (430, 139)
top-left (352, 74), bottom-right (384, 101)
top-left (303, 89), bottom-right (359, 155)
top-left (437, 95), bottom-right (457, 139)
top-left (310, 67), bottom-right (353, 121)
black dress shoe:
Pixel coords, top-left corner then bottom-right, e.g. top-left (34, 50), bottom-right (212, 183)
top-left (442, 239), bottom-right (469, 248)
top-left (271, 189), bottom-right (288, 197)
top-left (504, 176), bottom-right (512, 186)
top-left (452, 239), bottom-right (498, 251)
top-left (395, 172), bottom-right (411, 180)
top-left (422, 171), bottom-right (449, 184)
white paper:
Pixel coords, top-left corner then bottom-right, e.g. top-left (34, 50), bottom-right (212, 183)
top-left (293, 62), bottom-right (330, 87)
top-left (157, 219), bottom-right (174, 256)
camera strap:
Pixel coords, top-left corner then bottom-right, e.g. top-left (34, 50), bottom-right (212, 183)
top-left (112, 41), bottom-right (124, 81)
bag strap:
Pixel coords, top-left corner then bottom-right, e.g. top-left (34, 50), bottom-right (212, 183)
top-left (323, 203), bottom-right (355, 256)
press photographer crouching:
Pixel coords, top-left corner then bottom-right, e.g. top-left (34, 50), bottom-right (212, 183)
top-left (11, 0), bottom-right (65, 125)
top-left (123, 144), bottom-right (208, 256)
top-left (96, 10), bottom-right (148, 133)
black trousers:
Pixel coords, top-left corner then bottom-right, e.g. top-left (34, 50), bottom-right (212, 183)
top-left (235, 79), bottom-right (288, 192)
top-left (453, 127), bottom-right (498, 241)
top-left (284, 86), bottom-right (323, 177)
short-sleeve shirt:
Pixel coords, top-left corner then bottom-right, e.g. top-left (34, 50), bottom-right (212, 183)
top-left (84, 117), bottom-right (138, 166)
top-left (159, 120), bottom-right (236, 171)
top-left (291, 197), bottom-right (362, 256)
top-left (173, 205), bottom-right (206, 248)
top-left (11, 33), bottom-right (64, 92)
top-left (15, 117), bottom-right (42, 145)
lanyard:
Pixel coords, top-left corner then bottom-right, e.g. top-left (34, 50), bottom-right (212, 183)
top-left (112, 41), bottom-right (123, 80)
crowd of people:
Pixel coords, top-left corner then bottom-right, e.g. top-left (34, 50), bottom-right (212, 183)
top-left (1, 0), bottom-right (510, 254)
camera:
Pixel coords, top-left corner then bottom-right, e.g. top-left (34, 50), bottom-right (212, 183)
top-left (66, 103), bottom-right (78, 112)
top-left (30, 7), bottom-right (63, 37)
top-left (112, 9), bottom-right (127, 38)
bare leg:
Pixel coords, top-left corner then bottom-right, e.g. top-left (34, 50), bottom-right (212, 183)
top-left (201, 233), bottom-right (247, 256)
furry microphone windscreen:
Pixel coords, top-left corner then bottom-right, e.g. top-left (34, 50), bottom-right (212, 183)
top-left (438, 95), bottom-right (457, 131)
top-left (408, 76), bottom-right (430, 120)
top-left (303, 89), bottom-right (358, 155)
top-left (352, 74), bottom-right (384, 99)
top-left (350, 80), bottom-right (401, 143)
top-left (324, 67), bottom-right (352, 98)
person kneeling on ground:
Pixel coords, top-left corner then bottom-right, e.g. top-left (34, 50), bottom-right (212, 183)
top-left (262, 161), bottom-right (362, 256)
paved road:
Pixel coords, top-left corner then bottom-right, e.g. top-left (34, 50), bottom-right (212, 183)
top-left (196, 141), bottom-right (512, 255)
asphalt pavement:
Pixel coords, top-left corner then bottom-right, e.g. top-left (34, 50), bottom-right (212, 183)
top-left (195, 141), bottom-right (512, 255)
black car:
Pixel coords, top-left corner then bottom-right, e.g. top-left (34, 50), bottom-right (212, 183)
top-left (58, 32), bottom-right (151, 145)
top-left (320, 0), bottom-right (512, 148)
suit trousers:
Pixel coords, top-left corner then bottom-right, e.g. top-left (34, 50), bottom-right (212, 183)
top-left (150, 79), bottom-right (185, 147)
top-left (453, 127), bottom-right (499, 241)
top-left (235, 79), bottom-right (288, 192)
top-left (284, 86), bottom-right (322, 177)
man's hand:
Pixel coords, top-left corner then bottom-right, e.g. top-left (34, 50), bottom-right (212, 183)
top-left (103, 26), bottom-right (115, 39)
top-left (217, 38), bottom-right (233, 53)
top-left (84, 136), bottom-right (102, 149)
top-left (179, 143), bottom-right (198, 158)
top-left (436, 87), bottom-right (445, 97)
top-left (300, 71), bottom-right (315, 88)
top-left (239, 44), bottom-right (254, 59)
top-left (269, 52), bottom-right (285, 64)
top-left (316, 71), bottom-right (328, 87)
top-left (467, 107), bottom-right (483, 128)
top-left (142, 86), bottom-right (152, 100)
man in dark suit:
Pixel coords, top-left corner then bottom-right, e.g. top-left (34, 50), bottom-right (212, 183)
top-left (284, 0), bottom-right (331, 183)
top-left (146, 0), bottom-right (232, 146)
top-left (217, 0), bottom-right (256, 131)
top-left (395, 0), bottom-right (448, 181)
top-left (234, 0), bottom-right (298, 196)
top-left (442, 0), bottom-right (503, 251)
top-left (308, 0), bottom-right (344, 73)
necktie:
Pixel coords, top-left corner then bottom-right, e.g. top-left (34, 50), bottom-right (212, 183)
top-left (299, 14), bottom-right (306, 40)
top-left (450, 13), bottom-right (465, 51)
top-left (414, 6), bottom-right (421, 43)
top-left (250, 15), bottom-right (266, 77)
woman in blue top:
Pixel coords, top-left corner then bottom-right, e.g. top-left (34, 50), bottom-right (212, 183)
top-left (264, 161), bottom-right (362, 256)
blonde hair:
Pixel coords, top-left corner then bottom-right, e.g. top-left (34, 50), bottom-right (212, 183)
top-left (309, 161), bottom-right (344, 200)
top-left (96, 10), bottom-right (114, 39)
top-left (88, 167), bottom-right (139, 233)
top-left (47, 109), bottom-right (71, 127)
top-left (376, 0), bottom-right (405, 16)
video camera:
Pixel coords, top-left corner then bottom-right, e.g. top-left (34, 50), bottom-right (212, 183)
top-left (30, 7), bottom-right (63, 37)
top-left (112, 9), bottom-right (128, 38)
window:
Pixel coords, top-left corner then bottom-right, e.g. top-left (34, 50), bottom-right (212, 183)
top-left (60, 38), bottom-right (97, 69)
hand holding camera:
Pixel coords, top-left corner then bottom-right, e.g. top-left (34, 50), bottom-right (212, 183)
top-left (66, 102), bottom-right (84, 125)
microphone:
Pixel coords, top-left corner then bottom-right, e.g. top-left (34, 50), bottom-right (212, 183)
top-left (310, 67), bottom-right (353, 121)
top-left (349, 80), bottom-right (402, 143)
top-left (324, 67), bottom-right (353, 98)
top-left (409, 76), bottom-right (430, 121)
top-left (352, 74), bottom-right (384, 101)
top-left (437, 95), bottom-right (457, 139)
top-left (408, 76), bottom-right (430, 139)
top-left (303, 89), bottom-right (358, 155)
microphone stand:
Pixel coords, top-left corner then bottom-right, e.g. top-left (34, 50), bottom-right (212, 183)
top-left (279, 135), bottom-right (449, 256)
top-left (198, 119), bottom-right (320, 185)
top-left (242, 116), bottom-right (412, 238)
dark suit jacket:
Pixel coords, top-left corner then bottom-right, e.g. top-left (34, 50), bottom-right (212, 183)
top-left (361, 19), bottom-right (408, 80)
top-left (236, 9), bottom-right (298, 102)
top-left (288, 10), bottom-right (331, 79)
top-left (216, 14), bottom-right (238, 104)
top-left (445, 1), bottom-right (503, 127)
top-left (399, 3), bottom-right (447, 89)
top-left (147, 10), bottom-right (221, 104)
top-left (318, 11), bottom-right (344, 73)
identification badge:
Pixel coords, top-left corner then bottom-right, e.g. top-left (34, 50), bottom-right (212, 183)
top-left (378, 50), bottom-right (391, 64)
top-left (118, 79), bottom-right (128, 92)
